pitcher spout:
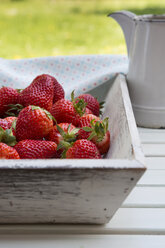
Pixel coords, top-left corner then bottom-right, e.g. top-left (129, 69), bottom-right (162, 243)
top-left (108, 10), bottom-right (136, 56)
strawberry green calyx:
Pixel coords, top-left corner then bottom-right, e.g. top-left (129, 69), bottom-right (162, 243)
top-left (5, 104), bottom-right (24, 117)
top-left (57, 140), bottom-right (72, 158)
top-left (82, 117), bottom-right (109, 142)
top-left (57, 140), bottom-right (71, 151)
top-left (0, 126), bottom-right (17, 147)
top-left (16, 89), bottom-right (23, 93)
top-left (56, 123), bottom-right (80, 143)
top-left (31, 105), bottom-right (56, 122)
top-left (0, 127), bottom-right (4, 142)
top-left (71, 90), bottom-right (87, 116)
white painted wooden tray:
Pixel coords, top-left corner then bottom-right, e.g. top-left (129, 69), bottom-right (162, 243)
top-left (0, 74), bottom-right (146, 224)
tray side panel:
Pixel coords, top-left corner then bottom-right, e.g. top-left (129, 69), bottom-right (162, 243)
top-left (104, 75), bottom-right (133, 159)
top-left (0, 168), bottom-right (143, 224)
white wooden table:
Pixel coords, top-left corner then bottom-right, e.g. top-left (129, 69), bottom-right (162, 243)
top-left (0, 127), bottom-right (165, 247)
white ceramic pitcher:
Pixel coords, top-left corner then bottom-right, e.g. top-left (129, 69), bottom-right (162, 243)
top-left (109, 10), bottom-right (165, 128)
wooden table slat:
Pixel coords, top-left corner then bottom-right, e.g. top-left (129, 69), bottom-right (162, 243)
top-left (140, 132), bottom-right (165, 144)
top-left (139, 127), bottom-right (165, 144)
top-left (146, 157), bottom-right (165, 170)
top-left (139, 128), bottom-right (165, 134)
top-left (137, 170), bottom-right (165, 186)
top-left (122, 186), bottom-right (165, 207)
top-left (0, 208), bottom-right (165, 235)
top-left (0, 235), bottom-right (165, 248)
top-left (0, 127), bottom-right (165, 246)
top-left (142, 144), bottom-right (165, 157)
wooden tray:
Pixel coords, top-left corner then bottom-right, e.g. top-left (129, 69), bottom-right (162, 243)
top-left (0, 74), bottom-right (146, 224)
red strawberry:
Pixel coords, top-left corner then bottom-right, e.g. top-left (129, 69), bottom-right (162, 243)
top-left (15, 140), bottom-right (57, 159)
top-left (51, 91), bottom-right (89, 126)
top-left (0, 117), bottom-right (17, 146)
top-left (5, 116), bottom-right (17, 136)
top-left (47, 74), bottom-right (65, 103)
top-left (47, 123), bottom-right (79, 158)
top-left (16, 105), bottom-right (53, 141)
top-left (78, 114), bottom-right (100, 140)
top-left (0, 87), bottom-right (19, 117)
top-left (78, 114), bottom-right (110, 154)
top-left (51, 99), bottom-right (80, 126)
top-left (93, 130), bottom-right (110, 155)
top-left (4, 117), bottom-right (17, 126)
top-left (0, 142), bottom-right (20, 159)
top-left (76, 94), bottom-right (101, 116)
top-left (78, 114), bottom-right (100, 130)
top-left (0, 117), bottom-right (17, 136)
top-left (84, 107), bottom-right (93, 115)
top-left (65, 139), bottom-right (101, 159)
top-left (19, 74), bottom-right (54, 111)
top-left (0, 119), bottom-right (9, 130)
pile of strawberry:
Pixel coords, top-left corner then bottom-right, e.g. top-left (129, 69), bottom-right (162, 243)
top-left (0, 74), bottom-right (110, 159)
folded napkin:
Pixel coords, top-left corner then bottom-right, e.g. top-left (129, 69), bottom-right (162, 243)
top-left (0, 55), bottom-right (128, 98)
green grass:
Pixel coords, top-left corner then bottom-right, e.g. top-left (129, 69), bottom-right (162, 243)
top-left (1, 0), bottom-right (165, 59)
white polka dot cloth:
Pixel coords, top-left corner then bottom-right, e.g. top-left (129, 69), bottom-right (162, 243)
top-left (0, 55), bottom-right (128, 98)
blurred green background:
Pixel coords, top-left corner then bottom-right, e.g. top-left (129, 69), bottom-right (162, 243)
top-left (1, 0), bottom-right (165, 59)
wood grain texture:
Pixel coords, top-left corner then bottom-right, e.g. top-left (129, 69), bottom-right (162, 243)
top-left (0, 168), bottom-right (143, 224)
top-left (0, 75), bottom-right (145, 224)
top-left (104, 75), bottom-right (144, 163)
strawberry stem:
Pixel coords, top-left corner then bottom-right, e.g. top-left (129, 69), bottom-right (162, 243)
top-left (71, 90), bottom-right (87, 116)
